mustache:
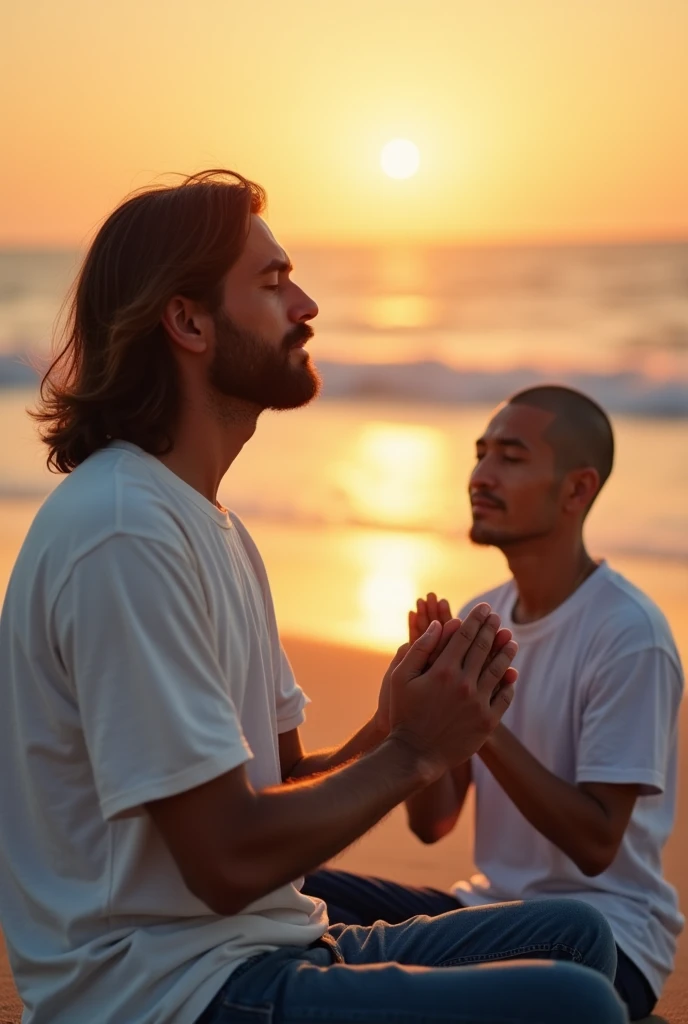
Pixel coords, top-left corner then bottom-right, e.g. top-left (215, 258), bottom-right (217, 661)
top-left (283, 323), bottom-right (315, 349)
top-left (471, 490), bottom-right (507, 511)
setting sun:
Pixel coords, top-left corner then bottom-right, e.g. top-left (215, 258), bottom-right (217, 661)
top-left (380, 139), bottom-right (420, 180)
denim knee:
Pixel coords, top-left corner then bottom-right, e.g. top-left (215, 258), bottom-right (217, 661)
top-left (551, 962), bottom-right (628, 1024)
top-left (535, 898), bottom-right (617, 977)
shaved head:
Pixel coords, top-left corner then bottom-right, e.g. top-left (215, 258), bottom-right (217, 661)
top-left (508, 385), bottom-right (614, 504)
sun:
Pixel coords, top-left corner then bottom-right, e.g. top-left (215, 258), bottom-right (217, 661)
top-left (380, 139), bottom-right (420, 179)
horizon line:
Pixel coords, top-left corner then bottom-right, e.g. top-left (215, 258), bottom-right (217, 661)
top-left (1, 232), bottom-right (688, 254)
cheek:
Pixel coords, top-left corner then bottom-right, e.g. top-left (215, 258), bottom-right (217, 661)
top-left (506, 479), bottom-right (552, 516)
top-left (233, 293), bottom-right (288, 336)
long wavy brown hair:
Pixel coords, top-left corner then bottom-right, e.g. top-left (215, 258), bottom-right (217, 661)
top-left (32, 169), bottom-right (266, 473)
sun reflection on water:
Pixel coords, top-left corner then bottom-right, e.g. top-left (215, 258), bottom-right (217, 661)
top-left (366, 293), bottom-right (435, 330)
top-left (333, 421), bottom-right (449, 530)
top-left (345, 532), bottom-right (447, 650)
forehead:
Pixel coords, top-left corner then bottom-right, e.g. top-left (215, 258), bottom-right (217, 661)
top-left (481, 403), bottom-right (557, 450)
top-left (236, 214), bottom-right (287, 273)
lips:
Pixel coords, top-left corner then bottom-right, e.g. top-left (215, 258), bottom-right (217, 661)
top-left (471, 497), bottom-right (504, 512)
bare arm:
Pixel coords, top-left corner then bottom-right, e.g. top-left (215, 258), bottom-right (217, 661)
top-left (148, 607), bottom-right (517, 916)
top-left (148, 732), bottom-right (433, 916)
top-left (405, 761), bottom-right (472, 844)
top-left (279, 634), bottom-right (418, 781)
top-left (478, 724), bottom-right (639, 876)
top-left (279, 718), bottom-right (386, 781)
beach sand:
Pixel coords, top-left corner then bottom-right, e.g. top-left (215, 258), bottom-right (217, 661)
top-left (0, 633), bottom-right (685, 1022)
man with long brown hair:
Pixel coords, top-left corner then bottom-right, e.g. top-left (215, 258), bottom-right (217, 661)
top-left (0, 171), bottom-right (627, 1024)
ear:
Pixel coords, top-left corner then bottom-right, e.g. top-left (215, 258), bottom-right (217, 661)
top-left (561, 467), bottom-right (600, 515)
top-left (161, 296), bottom-right (211, 355)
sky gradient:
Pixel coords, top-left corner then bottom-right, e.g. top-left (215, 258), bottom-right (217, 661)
top-left (3, 0), bottom-right (688, 245)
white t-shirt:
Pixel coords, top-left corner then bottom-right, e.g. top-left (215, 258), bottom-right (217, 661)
top-left (0, 441), bottom-right (327, 1024)
top-left (453, 562), bottom-right (684, 998)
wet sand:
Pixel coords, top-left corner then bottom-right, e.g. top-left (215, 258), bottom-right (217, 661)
top-left (0, 634), bottom-right (685, 1022)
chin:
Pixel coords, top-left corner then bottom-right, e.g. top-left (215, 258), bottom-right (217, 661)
top-left (268, 367), bottom-right (321, 411)
top-left (469, 523), bottom-right (512, 549)
top-left (469, 526), bottom-right (495, 547)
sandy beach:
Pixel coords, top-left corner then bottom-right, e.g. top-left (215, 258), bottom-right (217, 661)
top-left (0, 631), bottom-right (685, 1022)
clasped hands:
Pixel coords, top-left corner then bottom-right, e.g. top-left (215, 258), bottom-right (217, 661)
top-left (374, 593), bottom-right (518, 779)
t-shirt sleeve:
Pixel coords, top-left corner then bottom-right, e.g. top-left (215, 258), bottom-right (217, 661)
top-left (576, 648), bottom-right (683, 795)
top-left (274, 644), bottom-right (309, 733)
top-left (228, 513), bottom-right (310, 733)
top-left (53, 534), bottom-right (253, 820)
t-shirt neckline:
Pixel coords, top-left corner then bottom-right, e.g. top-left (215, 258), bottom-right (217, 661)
top-left (108, 441), bottom-right (232, 529)
top-left (505, 559), bottom-right (610, 638)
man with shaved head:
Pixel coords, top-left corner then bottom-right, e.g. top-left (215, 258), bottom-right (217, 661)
top-left (304, 385), bottom-right (683, 1020)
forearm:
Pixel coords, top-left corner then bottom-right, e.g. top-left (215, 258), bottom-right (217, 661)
top-left (405, 763), bottom-right (471, 843)
top-left (288, 716), bottom-right (386, 778)
top-left (221, 735), bottom-right (436, 910)
top-left (479, 725), bottom-right (616, 875)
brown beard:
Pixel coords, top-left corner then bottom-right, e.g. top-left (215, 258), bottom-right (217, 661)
top-left (208, 312), bottom-right (321, 411)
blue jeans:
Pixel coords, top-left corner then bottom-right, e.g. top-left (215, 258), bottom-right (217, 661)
top-left (195, 893), bottom-right (627, 1024)
top-left (303, 867), bottom-right (655, 1020)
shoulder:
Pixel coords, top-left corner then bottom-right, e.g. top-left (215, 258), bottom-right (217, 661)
top-left (456, 579), bottom-right (514, 620)
top-left (15, 447), bottom-right (196, 600)
top-left (61, 446), bottom-right (188, 537)
top-left (582, 564), bottom-right (683, 679)
top-left (227, 512), bottom-right (269, 585)
top-left (594, 565), bottom-right (679, 649)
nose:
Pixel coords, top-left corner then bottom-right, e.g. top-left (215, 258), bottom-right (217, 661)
top-left (470, 457), bottom-right (498, 493)
top-left (290, 285), bottom-right (318, 324)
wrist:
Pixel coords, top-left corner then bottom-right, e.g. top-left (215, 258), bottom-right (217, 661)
top-left (385, 730), bottom-right (446, 789)
top-left (368, 713), bottom-right (388, 745)
top-left (478, 723), bottom-right (505, 761)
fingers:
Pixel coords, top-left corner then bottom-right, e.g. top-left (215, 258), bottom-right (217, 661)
top-left (478, 640), bottom-right (519, 698)
top-left (390, 641), bottom-right (411, 671)
top-left (461, 611), bottom-right (501, 675)
top-left (489, 665), bottom-right (518, 701)
top-left (411, 595), bottom-right (452, 645)
top-left (393, 620), bottom-right (442, 683)
top-left (426, 593), bottom-right (452, 625)
top-left (491, 627), bottom-right (512, 654)
top-left (427, 617), bottom-right (463, 666)
top-left (431, 602), bottom-right (493, 673)
top-left (437, 597), bottom-right (452, 625)
top-left (490, 677), bottom-right (517, 719)
top-left (415, 598), bottom-right (430, 636)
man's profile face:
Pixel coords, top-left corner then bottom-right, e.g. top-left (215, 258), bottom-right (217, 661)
top-left (469, 403), bottom-right (563, 549)
top-left (208, 215), bottom-right (321, 410)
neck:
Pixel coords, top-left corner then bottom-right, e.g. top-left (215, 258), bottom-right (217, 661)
top-left (503, 532), bottom-right (598, 624)
top-left (157, 390), bottom-right (260, 506)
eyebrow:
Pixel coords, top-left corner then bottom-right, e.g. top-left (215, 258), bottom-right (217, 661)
top-left (257, 256), bottom-right (293, 276)
top-left (476, 436), bottom-right (531, 451)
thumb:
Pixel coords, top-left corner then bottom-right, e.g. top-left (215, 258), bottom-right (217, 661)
top-left (393, 620), bottom-right (441, 682)
top-left (390, 642), bottom-right (411, 670)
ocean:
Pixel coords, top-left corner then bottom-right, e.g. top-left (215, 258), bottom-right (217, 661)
top-left (1, 243), bottom-right (687, 654)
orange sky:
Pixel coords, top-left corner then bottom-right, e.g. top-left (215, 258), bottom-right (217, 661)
top-left (3, 0), bottom-right (688, 245)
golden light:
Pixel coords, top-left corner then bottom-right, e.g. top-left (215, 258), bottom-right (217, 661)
top-left (380, 139), bottom-right (420, 180)
top-left (334, 422), bottom-right (447, 529)
top-left (349, 533), bottom-right (438, 650)
top-left (367, 294), bottom-right (434, 330)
